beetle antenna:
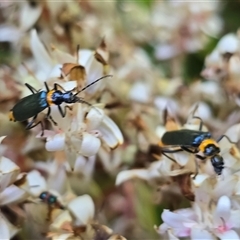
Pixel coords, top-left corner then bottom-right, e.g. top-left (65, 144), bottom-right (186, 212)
top-left (77, 97), bottom-right (94, 107)
top-left (74, 74), bottom-right (113, 96)
top-left (77, 97), bottom-right (104, 117)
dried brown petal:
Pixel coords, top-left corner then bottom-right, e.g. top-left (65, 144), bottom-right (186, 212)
top-left (172, 174), bottom-right (195, 201)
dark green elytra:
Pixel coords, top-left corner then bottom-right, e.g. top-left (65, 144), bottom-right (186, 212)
top-left (162, 129), bottom-right (211, 147)
top-left (11, 91), bottom-right (48, 122)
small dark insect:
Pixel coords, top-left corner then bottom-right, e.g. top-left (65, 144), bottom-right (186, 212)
top-left (160, 116), bottom-right (235, 177)
top-left (9, 75), bottom-right (112, 135)
top-left (39, 191), bottom-right (65, 210)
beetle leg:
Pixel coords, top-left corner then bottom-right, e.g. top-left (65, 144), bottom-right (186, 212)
top-left (181, 146), bottom-right (198, 154)
top-left (25, 83), bottom-right (38, 94)
top-left (54, 83), bottom-right (67, 92)
top-left (58, 105), bottom-right (72, 118)
top-left (48, 116), bottom-right (57, 126)
top-left (26, 115), bottom-right (38, 129)
top-left (46, 107), bottom-right (57, 126)
top-left (26, 116), bottom-right (45, 136)
top-left (191, 154), bottom-right (207, 179)
top-left (77, 97), bottom-right (93, 107)
top-left (58, 106), bottom-right (64, 117)
top-left (192, 157), bottom-right (200, 179)
top-left (216, 135), bottom-right (237, 144)
top-left (44, 82), bottom-right (50, 92)
top-left (195, 154), bottom-right (206, 160)
top-left (160, 148), bottom-right (183, 153)
top-left (162, 147), bottom-right (199, 179)
top-left (161, 152), bottom-right (177, 163)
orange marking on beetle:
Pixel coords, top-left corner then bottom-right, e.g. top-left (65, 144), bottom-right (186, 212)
top-left (199, 139), bottom-right (218, 153)
top-left (8, 111), bottom-right (15, 121)
top-left (47, 90), bottom-right (55, 105)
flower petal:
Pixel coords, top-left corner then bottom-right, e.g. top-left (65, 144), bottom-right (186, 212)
top-left (19, 2), bottom-right (42, 31)
top-left (155, 43), bottom-right (180, 60)
top-left (30, 29), bottom-right (53, 81)
top-left (0, 25), bottom-right (22, 43)
top-left (0, 136), bottom-right (6, 144)
top-left (116, 169), bottom-right (149, 185)
top-left (188, 102), bottom-right (212, 121)
top-left (161, 209), bottom-right (185, 229)
top-left (172, 152), bottom-right (190, 166)
top-left (67, 195), bottom-right (94, 225)
top-left (86, 107), bottom-right (105, 130)
top-left (129, 82), bottom-right (151, 103)
top-left (50, 210), bottom-right (72, 231)
top-left (0, 156), bottom-right (20, 190)
top-left (74, 155), bottom-right (96, 177)
top-left (47, 64), bottom-right (63, 79)
top-left (223, 124), bottom-right (240, 143)
top-left (156, 223), bottom-right (169, 234)
top-left (0, 213), bottom-right (19, 239)
top-left (191, 228), bottom-right (215, 240)
top-left (192, 173), bottom-right (209, 187)
top-left (217, 33), bottom-right (239, 54)
top-left (213, 176), bottom-right (237, 198)
top-left (167, 230), bottom-right (180, 240)
top-left (161, 209), bottom-right (194, 237)
top-left (48, 164), bottom-right (68, 194)
top-left (154, 97), bottom-right (179, 115)
top-left (216, 230), bottom-right (240, 240)
top-left (213, 196), bottom-right (231, 226)
top-left (98, 115), bottom-right (124, 148)
top-left (51, 46), bottom-right (76, 64)
top-left (46, 133), bottom-right (65, 152)
top-left (51, 233), bottom-right (74, 240)
top-left (75, 132), bottom-right (101, 157)
top-left (0, 185), bottom-right (28, 205)
top-left (26, 170), bottom-right (47, 197)
top-left (229, 210), bottom-right (240, 229)
top-left (85, 55), bottom-right (105, 95)
top-left (78, 49), bottom-right (93, 66)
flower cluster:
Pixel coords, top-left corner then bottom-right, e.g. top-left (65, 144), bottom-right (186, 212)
top-left (1, 1), bottom-right (239, 239)
top-left (152, 1), bottom-right (223, 60)
top-left (117, 111), bottom-right (240, 239)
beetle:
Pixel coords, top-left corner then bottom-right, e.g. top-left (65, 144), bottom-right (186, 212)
top-left (159, 116), bottom-right (234, 177)
top-left (39, 191), bottom-right (65, 210)
top-left (9, 75), bottom-right (112, 134)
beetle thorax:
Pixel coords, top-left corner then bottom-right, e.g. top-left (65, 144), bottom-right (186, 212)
top-left (51, 90), bottom-right (64, 105)
top-left (199, 139), bottom-right (220, 156)
top-left (63, 92), bottom-right (76, 103)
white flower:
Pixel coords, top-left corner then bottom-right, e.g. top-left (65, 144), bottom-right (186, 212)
top-left (157, 196), bottom-right (240, 240)
top-left (216, 33), bottom-right (240, 55)
top-left (49, 194), bottom-right (126, 239)
top-left (116, 160), bottom-right (170, 186)
top-left (129, 82), bottom-right (151, 103)
top-left (30, 29), bottom-right (109, 91)
top-left (156, 208), bottom-right (198, 238)
top-left (44, 104), bottom-right (123, 169)
top-left (152, 1), bottom-right (223, 59)
top-left (0, 136), bottom-right (30, 238)
top-left (19, 1), bottom-right (42, 32)
top-left (212, 196), bottom-right (240, 239)
top-left (0, 214), bottom-right (19, 240)
top-left (0, 152), bottom-right (28, 206)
